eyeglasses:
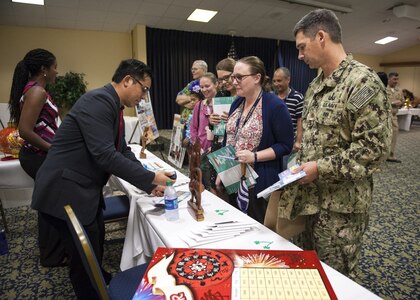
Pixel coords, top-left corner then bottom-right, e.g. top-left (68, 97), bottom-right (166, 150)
top-left (131, 76), bottom-right (150, 93)
top-left (230, 74), bottom-right (256, 83)
top-left (217, 73), bottom-right (232, 83)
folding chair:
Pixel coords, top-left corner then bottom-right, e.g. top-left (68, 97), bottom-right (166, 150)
top-left (64, 204), bottom-right (148, 300)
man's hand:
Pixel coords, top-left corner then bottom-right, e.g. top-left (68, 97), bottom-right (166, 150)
top-left (295, 161), bottom-right (318, 184)
top-left (392, 100), bottom-right (403, 108)
top-left (151, 185), bottom-right (165, 197)
top-left (153, 171), bottom-right (176, 186)
top-left (292, 141), bottom-right (301, 152)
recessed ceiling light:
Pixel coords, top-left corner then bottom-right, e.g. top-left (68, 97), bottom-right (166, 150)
top-left (12, 0), bottom-right (44, 5)
top-left (374, 36), bottom-right (398, 45)
top-left (187, 9), bottom-right (218, 23)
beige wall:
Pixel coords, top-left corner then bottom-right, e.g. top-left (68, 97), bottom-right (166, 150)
top-left (381, 44), bottom-right (420, 63)
top-left (352, 53), bottom-right (383, 71)
top-left (381, 44), bottom-right (420, 97)
top-left (354, 44), bottom-right (420, 96)
top-left (132, 24), bottom-right (147, 63)
top-left (0, 25), bottom-right (133, 104)
top-left (1, 24), bottom-right (419, 104)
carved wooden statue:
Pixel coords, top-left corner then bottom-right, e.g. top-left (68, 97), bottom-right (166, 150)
top-left (140, 126), bottom-right (151, 159)
top-left (188, 139), bottom-right (204, 221)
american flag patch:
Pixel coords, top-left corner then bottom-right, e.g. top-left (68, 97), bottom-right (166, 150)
top-left (350, 86), bottom-right (375, 109)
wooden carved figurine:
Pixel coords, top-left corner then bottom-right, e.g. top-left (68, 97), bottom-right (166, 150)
top-left (188, 139), bottom-right (205, 221)
top-left (140, 126), bottom-right (151, 159)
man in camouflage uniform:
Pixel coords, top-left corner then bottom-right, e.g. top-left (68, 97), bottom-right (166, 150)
top-left (386, 72), bottom-right (404, 162)
top-left (277, 9), bottom-right (392, 278)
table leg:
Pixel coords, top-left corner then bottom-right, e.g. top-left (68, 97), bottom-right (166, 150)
top-left (397, 114), bottom-right (412, 131)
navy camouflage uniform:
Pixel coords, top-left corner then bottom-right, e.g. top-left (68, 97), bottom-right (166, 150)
top-left (278, 54), bottom-right (392, 277)
top-left (386, 86), bottom-right (404, 159)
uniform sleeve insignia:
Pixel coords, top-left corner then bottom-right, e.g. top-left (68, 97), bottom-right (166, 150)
top-left (349, 86), bottom-right (376, 109)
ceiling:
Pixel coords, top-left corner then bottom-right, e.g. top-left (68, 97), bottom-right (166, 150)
top-left (1, 0), bottom-right (420, 56)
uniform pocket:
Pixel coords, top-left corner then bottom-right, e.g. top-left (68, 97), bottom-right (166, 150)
top-left (316, 104), bottom-right (344, 126)
top-left (314, 104), bottom-right (345, 147)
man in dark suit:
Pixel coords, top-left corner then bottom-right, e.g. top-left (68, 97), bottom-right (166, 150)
top-left (32, 59), bottom-right (174, 299)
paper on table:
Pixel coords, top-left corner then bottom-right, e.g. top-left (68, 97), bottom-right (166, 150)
top-left (180, 221), bottom-right (259, 247)
top-left (197, 225), bottom-right (256, 233)
top-left (202, 221), bottom-right (257, 228)
top-left (140, 159), bottom-right (167, 171)
top-left (152, 191), bottom-right (191, 205)
top-left (191, 229), bottom-right (251, 238)
top-left (192, 226), bottom-right (253, 235)
top-left (181, 231), bottom-right (251, 247)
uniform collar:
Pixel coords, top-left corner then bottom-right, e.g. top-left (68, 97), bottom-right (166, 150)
top-left (311, 54), bottom-right (353, 94)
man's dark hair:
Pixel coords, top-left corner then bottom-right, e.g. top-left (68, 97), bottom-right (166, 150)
top-left (112, 59), bottom-right (152, 83)
top-left (388, 72), bottom-right (399, 78)
top-left (293, 9), bottom-right (342, 43)
top-left (377, 72), bottom-right (388, 87)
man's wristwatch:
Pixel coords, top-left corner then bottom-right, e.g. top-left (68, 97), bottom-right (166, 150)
top-left (254, 151), bottom-right (257, 163)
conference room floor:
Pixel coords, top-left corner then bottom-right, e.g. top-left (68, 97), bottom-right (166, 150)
top-left (0, 123), bottom-right (419, 299)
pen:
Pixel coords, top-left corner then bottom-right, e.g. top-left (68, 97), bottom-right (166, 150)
top-left (154, 162), bottom-right (163, 168)
top-left (218, 155), bottom-right (237, 160)
top-left (214, 221), bottom-right (237, 225)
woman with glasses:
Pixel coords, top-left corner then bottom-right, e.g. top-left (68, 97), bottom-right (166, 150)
top-left (216, 58), bottom-right (237, 97)
top-left (209, 58), bottom-right (237, 127)
top-left (190, 72), bottom-right (218, 190)
top-left (223, 56), bottom-right (294, 223)
top-left (208, 58), bottom-right (237, 197)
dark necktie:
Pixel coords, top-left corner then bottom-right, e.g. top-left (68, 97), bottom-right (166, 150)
top-left (115, 107), bottom-right (124, 151)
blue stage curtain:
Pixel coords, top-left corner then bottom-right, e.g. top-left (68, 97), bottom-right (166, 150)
top-left (146, 27), bottom-right (277, 129)
top-left (277, 40), bottom-right (317, 95)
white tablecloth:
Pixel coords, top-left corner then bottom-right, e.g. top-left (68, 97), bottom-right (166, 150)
top-left (0, 103), bottom-right (10, 128)
top-left (110, 145), bottom-right (380, 300)
top-left (0, 157), bottom-right (34, 208)
top-left (397, 108), bottom-right (420, 131)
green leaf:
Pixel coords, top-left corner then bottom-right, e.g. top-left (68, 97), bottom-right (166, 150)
top-left (46, 71), bottom-right (88, 110)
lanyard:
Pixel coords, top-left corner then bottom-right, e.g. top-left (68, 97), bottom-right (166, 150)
top-left (234, 89), bottom-right (263, 141)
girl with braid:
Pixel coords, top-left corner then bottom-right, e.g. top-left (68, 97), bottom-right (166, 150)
top-left (8, 48), bottom-right (66, 267)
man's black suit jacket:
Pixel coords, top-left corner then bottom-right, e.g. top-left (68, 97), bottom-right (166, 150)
top-left (32, 84), bottom-right (155, 225)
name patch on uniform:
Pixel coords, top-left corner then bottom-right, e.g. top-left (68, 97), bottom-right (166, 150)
top-left (350, 86), bottom-right (375, 109)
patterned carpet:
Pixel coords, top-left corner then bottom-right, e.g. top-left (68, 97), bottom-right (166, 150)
top-left (356, 122), bottom-right (420, 299)
top-left (0, 125), bottom-right (419, 299)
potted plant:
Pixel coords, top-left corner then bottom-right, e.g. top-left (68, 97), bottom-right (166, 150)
top-left (47, 71), bottom-right (88, 117)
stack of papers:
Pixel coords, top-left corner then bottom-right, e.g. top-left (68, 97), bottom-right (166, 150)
top-left (180, 221), bottom-right (259, 247)
top-left (207, 145), bottom-right (258, 195)
top-left (257, 164), bottom-right (306, 199)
